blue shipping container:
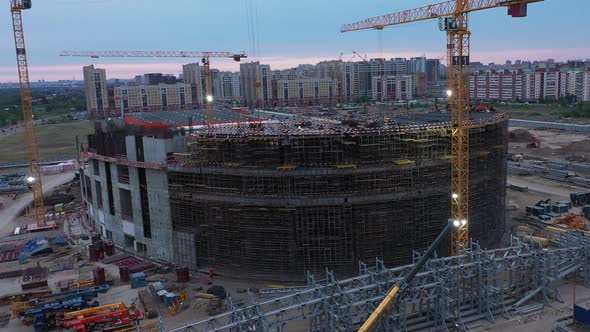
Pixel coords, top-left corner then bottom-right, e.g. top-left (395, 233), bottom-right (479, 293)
top-left (575, 304), bottom-right (590, 325)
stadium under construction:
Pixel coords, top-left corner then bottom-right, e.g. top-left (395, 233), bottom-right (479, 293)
top-left (81, 108), bottom-right (507, 280)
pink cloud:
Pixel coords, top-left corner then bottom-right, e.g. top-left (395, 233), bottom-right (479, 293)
top-left (1, 47), bottom-right (588, 82)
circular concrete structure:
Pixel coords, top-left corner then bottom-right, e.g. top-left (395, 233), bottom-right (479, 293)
top-left (168, 112), bottom-right (508, 279)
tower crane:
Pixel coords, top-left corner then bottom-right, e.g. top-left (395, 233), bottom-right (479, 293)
top-left (59, 51), bottom-right (247, 123)
top-left (10, 0), bottom-right (46, 226)
top-left (342, 0), bottom-right (543, 257)
top-left (342, 1), bottom-right (544, 331)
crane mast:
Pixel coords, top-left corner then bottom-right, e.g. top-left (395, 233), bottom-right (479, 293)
top-left (10, 0), bottom-right (46, 226)
top-left (341, 0), bottom-right (543, 330)
top-left (59, 50), bottom-right (247, 124)
top-left (342, 0), bottom-right (542, 256)
top-left (448, 0), bottom-right (470, 255)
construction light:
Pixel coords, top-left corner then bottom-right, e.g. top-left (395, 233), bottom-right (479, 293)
top-left (452, 219), bottom-right (460, 228)
top-left (461, 219), bottom-right (467, 226)
top-left (446, 89), bottom-right (452, 97)
top-left (206, 95), bottom-right (214, 102)
top-left (452, 193), bottom-right (459, 199)
top-left (26, 176), bottom-right (36, 183)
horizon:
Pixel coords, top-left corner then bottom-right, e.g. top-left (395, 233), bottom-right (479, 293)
top-left (1, 55), bottom-right (588, 84)
top-left (0, 0), bottom-right (589, 82)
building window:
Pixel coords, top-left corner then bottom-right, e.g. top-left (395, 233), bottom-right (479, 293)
top-left (95, 180), bottom-right (103, 209)
top-left (93, 159), bottom-right (100, 176)
top-left (118, 165), bottom-right (130, 184)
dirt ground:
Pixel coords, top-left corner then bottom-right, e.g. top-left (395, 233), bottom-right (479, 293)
top-left (508, 127), bottom-right (590, 160)
top-left (0, 170), bottom-right (77, 237)
top-left (499, 106), bottom-right (590, 125)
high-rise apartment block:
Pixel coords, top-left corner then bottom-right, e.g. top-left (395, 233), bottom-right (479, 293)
top-left (426, 59), bottom-right (441, 83)
top-left (371, 75), bottom-right (413, 101)
top-left (83, 65), bottom-right (109, 116)
top-left (409, 57), bottom-right (427, 73)
top-left (215, 71), bottom-right (241, 101)
top-left (182, 63), bottom-right (204, 109)
top-left (240, 62), bottom-right (272, 107)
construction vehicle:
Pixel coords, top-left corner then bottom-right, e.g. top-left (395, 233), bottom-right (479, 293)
top-left (59, 50), bottom-right (246, 124)
top-left (58, 302), bottom-right (144, 332)
top-left (9, 0), bottom-right (46, 226)
top-left (12, 284), bottom-right (109, 317)
top-left (527, 138), bottom-right (541, 148)
top-left (168, 290), bottom-right (189, 315)
top-left (555, 213), bottom-right (586, 230)
top-left (358, 220), bottom-right (456, 332)
top-left (19, 296), bottom-right (99, 332)
top-left (342, 0), bottom-right (544, 257)
top-left (29, 284), bottom-right (110, 305)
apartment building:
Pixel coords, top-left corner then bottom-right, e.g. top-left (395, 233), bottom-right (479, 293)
top-left (240, 62), bottom-right (272, 107)
top-left (471, 69), bottom-right (590, 102)
top-left (113, 83), bottom-right (192, 112)
top-left (215, 71), bottom-right (241, 101)
top-left (426, 59), bottom-right (440, 83)
top-left (83, 65), bottom-right (109, 116)
top-left (371, 75), bottom-right (413, 101)
top-left (182, 63), bottom-right (204, 109)
top-left (276, 78), bottom-right (336, 106)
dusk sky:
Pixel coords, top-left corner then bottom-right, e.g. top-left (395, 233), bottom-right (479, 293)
top-left (1, 0), bottom-right (588, 82)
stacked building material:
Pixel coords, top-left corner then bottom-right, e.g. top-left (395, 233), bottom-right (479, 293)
top-left (130, 272), bottom-right (146, 288)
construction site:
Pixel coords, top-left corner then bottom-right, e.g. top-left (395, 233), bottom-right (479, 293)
top-left (167, 112), bottom-right (507, 278)
top-left (3, 0), bottom-right (590, 331)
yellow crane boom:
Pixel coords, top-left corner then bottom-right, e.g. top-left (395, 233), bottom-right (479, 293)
top-left (10, 0), bottom-right (46, 226)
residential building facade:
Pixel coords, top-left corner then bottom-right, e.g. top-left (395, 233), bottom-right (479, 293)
top-left (114, 84), bottom-right (192, 112)
top-left (240, 62), bottom-right (272, 107)
top-left (83, 65), bottom-right (109, 117)
top-left (182, 63), bottom-right (204, 109)
top-left (276, 78), bottom-right (336, 106)
top-left (371, 75), bottom-right (413, 101)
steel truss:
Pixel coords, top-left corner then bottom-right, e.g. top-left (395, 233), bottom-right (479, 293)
top-left (165, 233), bottom-right (590, 332)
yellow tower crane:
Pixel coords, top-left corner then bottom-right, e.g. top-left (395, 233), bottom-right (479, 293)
top-left (10, 0), bottom-right (46, 226)
top-left (342, 0), bottom-right (543, 256)
top-left (59, 51), bottom-right (247, 124)
top-left (342, 1), bottom-right (544, 331)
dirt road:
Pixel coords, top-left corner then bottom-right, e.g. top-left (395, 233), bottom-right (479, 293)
top-left (507, 175), bottom-right (587, 198)
top-left (0, 171), bottom-right (76, 236)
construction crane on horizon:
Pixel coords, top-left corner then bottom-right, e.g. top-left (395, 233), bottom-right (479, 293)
top-left (59, 50), bottom-right (247, 124)
top-left (341, 0), bottom-right (544, 331)
top-left (10, 0), bottom-right (47, 226)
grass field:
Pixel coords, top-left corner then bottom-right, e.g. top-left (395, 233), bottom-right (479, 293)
top-left (0, 121), bottom-right (94, 162)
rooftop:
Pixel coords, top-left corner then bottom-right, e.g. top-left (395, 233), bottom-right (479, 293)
top-left (190, 111), bottom-right (506, 138)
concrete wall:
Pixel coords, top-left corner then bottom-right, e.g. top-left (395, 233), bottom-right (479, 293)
top-left (84, 133), bottom-right (182, 263)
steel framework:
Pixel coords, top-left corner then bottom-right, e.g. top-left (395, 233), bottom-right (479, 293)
top-left (163, 232), bottom-right (590, 331)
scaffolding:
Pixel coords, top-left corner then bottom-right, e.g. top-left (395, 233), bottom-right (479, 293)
top-left (167, 114), bottom-right (508, 279)
top-left (165, 232), bottom-right (590, 332)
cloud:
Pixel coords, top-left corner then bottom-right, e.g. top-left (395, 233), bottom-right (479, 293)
top-left (1, 48), bottom-right (589, 82)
